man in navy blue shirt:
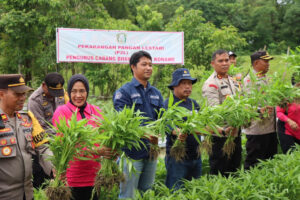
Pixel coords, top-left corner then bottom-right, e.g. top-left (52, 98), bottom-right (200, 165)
top-left (164, 68), bottom-right (202, 190)
top-left (113, 51), bottom-right (164, 198)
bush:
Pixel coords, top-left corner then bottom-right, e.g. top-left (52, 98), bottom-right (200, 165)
top-left (138, 145), bottom-right (300, 200)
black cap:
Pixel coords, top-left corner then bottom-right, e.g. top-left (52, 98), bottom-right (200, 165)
top-left (228, 51), bottom-right (237, 57)
top-left (168, 68), bottom-right (197, 90)
top-left (0, 74), bottom-right (32, 93)
top-left (251, 51), bottom-right (273, 64)
top-left (44, 72), bottom-right (65, 97)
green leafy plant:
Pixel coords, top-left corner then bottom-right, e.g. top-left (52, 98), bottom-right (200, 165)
top-left (93, 105), bottom-right (147, 199)
top-left (45, 112), bottom-right (104, 200)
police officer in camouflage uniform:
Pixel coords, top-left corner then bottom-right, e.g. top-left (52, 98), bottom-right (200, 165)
top-left (243, 51), bottom-right (278, 170)
top-left (28, 72), bottom-right (67, 188)
top-left (0, 74), bottom-right (53, 200)
top-left (202, 49), bottom-right (242, 176)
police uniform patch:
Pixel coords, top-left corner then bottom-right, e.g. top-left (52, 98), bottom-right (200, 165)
top-left (1, 114), bottom-right (8, 121)
top-left (0, 128), bottom-right (11, 133)
top-left (10, 137), bottom-right (16, 144)
top-left (209, 84), bottom-right (218, 89)
top-left (150, 95), bottom-right (159, 100)
top-left (131, 93), bottom-right (141, 98)
top-left (0, 139), bottom-right (7, 145)
top-left (21, 122), bottom-right (32, 127)
top-left (115, 92), bottom-right (122, 100)
top-left (2, 146), bottom-right (12, 156)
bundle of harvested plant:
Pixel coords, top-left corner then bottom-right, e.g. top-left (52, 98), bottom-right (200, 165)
top-left (93, 105), bottom-right (147, 199)
top-left (46, 113), bottom-right (104, 200)
top-left (147, 93), bottom-right (190, 160)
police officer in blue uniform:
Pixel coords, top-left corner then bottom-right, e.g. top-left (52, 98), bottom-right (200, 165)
top-left (113, 50), bottom-right (164, 199)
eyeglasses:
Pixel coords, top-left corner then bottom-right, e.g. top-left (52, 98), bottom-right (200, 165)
top-left (71, 89), bottom-right (87, 95)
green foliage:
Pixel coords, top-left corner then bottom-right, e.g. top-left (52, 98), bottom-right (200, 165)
top-left (137, 146), bottom-right (300, 200)
top-left (47, 112), bottom-right (106, 188)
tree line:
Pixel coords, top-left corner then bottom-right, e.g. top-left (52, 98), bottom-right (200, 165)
top-left (0, 0), bottom-right (299, 97)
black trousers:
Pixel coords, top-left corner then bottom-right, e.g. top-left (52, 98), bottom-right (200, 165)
top-left (209, 135), bottom-right (242, 177)
top-left (244, 132), bottom-right (278, 170)
top-left (277, 119), bottom-right (300, 153)
top-left (32, 154), bottom-right (50, 188)
top-left (71, 187), bottom-right (98, 200)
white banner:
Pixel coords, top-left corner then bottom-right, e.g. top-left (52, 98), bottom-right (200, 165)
top-left (56, 28), bottom-right (184, 65)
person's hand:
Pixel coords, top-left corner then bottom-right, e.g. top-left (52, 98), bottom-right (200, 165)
top-left (178, 133), bottom-right (187, 142)
top-left (171, 128), bottom-right (187, 142)
top-left (260, 106), bottom-right (274, 115)
top-left (149, 135), bottom-right (158, 145)
top-left (287, 119), bottom-right (299, 131)
top-left (225, 127), bottom-right (239, 137)
top-left (51, 168), bottom-right (56, 178)
top-left (98, 146), bottom-right (118, 159)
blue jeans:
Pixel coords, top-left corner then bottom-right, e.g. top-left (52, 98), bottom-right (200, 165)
top-left (165, 155), bottom-right (202, 190)
top-left (119, 158), bottom-right (157, 199)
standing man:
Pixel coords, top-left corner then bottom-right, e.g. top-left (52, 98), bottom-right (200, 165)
top-left (0, 74), bottom-right (53, 200)
top-left (228, 51), bottom-right (237, 67)
top-left (113, 51), bottom-right (164, 198)
top-left (28, 72), bottom-right (67, 188)
top-left (228, 51), bottom-right (242, 82)
top-left (202, 49), bottom-right (242, 176)
top-left (243, 51), bottom-right (278, 170)
top-left (164, 68), bottom-right (202, 190)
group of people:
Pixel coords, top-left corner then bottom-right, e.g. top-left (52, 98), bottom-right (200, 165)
top-left (0, 49), bottom-right (299, 200)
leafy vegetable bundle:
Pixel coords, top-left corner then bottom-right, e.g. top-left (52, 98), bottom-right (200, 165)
top-left (93, 105), bottom-right (147, 199)
top-left (46, 113), bottom-right (104, 200)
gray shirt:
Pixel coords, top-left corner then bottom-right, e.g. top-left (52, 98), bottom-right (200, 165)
top-left (0, 109), bottom-right (52, 200)
top-left (28, 86), bottom-right (65, 134)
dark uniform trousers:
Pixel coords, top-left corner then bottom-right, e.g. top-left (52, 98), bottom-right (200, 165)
top-left (209, 135), bottom-right (242, 176)
top-left (244, 132), bottom-right (278, 170)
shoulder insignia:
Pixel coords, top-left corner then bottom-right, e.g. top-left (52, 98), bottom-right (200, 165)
top-left (209, 84), bottom-right (218, 89)
top-left (1, 114), bottom-right (8, 122)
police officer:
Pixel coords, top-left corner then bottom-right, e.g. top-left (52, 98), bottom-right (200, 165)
top-left (113, 50), bottom-right (164, 199)
top-left (164, 68), bottom-right (202, 190)
top-left (0, 74), bottom-right (53, 200)
top-left (228, 51), bottom-right (242, 83)
top-left (28, 72), bottom-right (67, 188)
top-left (243, 51), bottom-right (278, 170)
top-left (202, 49), bottom-right (242, 176)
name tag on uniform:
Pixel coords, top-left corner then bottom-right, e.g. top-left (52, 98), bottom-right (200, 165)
top-left (150, 95), bottom-right (159, 100)
top-left (131, 93), bottom-right (141, 98)
top-left (221, 85), bottom-right (228, 89)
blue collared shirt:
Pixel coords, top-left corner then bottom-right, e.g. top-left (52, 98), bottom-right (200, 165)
top-left (113, 77), bottom-right (164, 160)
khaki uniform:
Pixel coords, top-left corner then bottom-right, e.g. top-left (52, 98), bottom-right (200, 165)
top-left (202, 71), bottom-right (242, 176)
top-left (202, 71), bottom-right (240, 107)
top-left (28, 86), bottom-right (68, 134)
top-left (0, 109), bottom-right (52, 200)
top-left (243, 73), bottom-right (276, 135)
